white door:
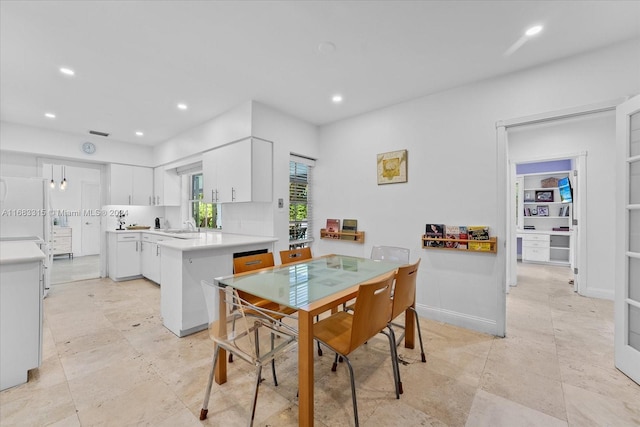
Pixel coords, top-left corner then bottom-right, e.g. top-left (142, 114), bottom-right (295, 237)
top-left (614, 94), bottom-right (640, 385)
top-left (81, 182), bottom-right (101, 255)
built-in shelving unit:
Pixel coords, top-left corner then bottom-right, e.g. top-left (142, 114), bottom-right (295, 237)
top-left (320, 229), bottom-right (365, 244)
top-left (518, 171), bottom-right (573, 265)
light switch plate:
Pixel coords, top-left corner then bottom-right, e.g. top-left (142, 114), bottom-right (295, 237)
top-left (278, 198), bottom-right (284, 208)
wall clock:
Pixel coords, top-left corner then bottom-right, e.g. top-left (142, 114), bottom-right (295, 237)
top-left (82, 142), bottom-right (96, 154)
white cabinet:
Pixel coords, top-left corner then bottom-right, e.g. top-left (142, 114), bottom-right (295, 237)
top-left (52, 226), bottom-right (73, 258)
top-left (0, 247), bottom-right (43, 391)
top-left (140, 233), bottom-right (173, 284)
top-left (202, 138), bottom-right (272, 204)
top-left (109, 164), bottom-right (154, 205)
top-left (520, 232), bottom-right (571, 265)
top-left (520, 171), bottom-right (573, 232)
top-left (108, 233), bottom-right (141, 280)
top-left (153, 167), bottom-right (181, 206)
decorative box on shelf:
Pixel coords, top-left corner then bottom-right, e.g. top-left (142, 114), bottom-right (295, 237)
top-left (421, 236), bottom-right (498, 253)
top-left (320, 229), bottom-right (365, 244)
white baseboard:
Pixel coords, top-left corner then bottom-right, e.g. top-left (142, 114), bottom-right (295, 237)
top-left (417, 304), bottom-right (499, 336)
top-left (580, 287), bottom-right (614, 301)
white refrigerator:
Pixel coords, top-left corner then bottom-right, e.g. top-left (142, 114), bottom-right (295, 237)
top-left (0, 176), bottom-right (52, 294)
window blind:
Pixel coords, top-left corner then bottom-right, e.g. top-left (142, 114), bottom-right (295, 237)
top-left (289, 154), bottom-right (315, 248)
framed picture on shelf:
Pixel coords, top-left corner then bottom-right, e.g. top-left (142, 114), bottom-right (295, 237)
top-left (524, 190), bottom-right (535, 202)
top-left (535, 190), bottom-right (554, 202)
top-left (537, 205), bottom-right (549, 216)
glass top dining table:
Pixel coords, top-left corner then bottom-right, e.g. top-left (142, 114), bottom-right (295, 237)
top-left (213, 254), bottom-right (407, 426)
top-left (216, 254), bottom-right (402, 310)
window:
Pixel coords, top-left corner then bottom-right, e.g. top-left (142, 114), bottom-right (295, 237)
top-left (190, 173), bottom-right (219, 229)
top-left (289, 156), bottom-right (314, 248)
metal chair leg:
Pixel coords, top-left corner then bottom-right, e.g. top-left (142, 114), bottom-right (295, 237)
top-left (343, 356), bottom-right (359, 427)
top-left (410, 307), bottom-right (426, 363)
top-left (271, 332), bottom-right (278, 386)
top-left (249, 365), bottom-right (263, 427)
top-left (200, 346), bottom-right (220, 420)
top-left (385, 326), bottom-right (402, 396)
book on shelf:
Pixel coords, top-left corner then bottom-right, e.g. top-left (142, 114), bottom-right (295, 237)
top-left (444, 225), bottom-right (468, 249)
top-left (325, 218), bottom-right (340, 239)
top-left (523, 225), bottom-right (536, 230)
top-left (425, 223), bottom-right (445, 247)
top-left (341, 219), bottom-right (358, 241)
top-left (468, 226), bottom-right (491, 251)
top-left (552, 226), bottom-right (570, 231)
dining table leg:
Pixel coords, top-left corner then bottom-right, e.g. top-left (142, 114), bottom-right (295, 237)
top-left (299, 309), bottom-right (314, 426)
top-left (404, 304), bottom-right (415, 349)
top-left (215, 287), bottom-right (227, 384)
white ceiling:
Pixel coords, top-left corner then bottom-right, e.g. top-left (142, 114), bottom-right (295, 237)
top-left (1, 1), bottom-right (639, 146)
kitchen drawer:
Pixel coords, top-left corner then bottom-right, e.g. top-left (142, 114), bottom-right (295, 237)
top-left (523, 247), bottom-right (549, 262)
top-left (522, 240), bottom-right (550, 249)
top-left (52, 227), bottom-right (72, 237)
top-left (117, 233), bottom-right (140, 242)
top-left (522, 233), bottom-right (550, 242)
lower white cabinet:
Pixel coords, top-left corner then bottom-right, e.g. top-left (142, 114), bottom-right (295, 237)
top-left (520, 231), bottom-right (571, 266)
top-left (0, 245), bottom-right (43, 391)
top-left (108, 233), bottom-right (141, 280)
top-left (52, 226), bottom-right (73, 258)
top-left (141, 234), bottom-right (167, 284)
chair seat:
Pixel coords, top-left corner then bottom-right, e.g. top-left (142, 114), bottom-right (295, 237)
top-left (314, 311), bottom-right (354, 356)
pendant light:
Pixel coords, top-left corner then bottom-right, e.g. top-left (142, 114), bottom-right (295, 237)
top-left (49, 164), bottom-right (55, 189)
top-left (60, 165), bottom-right (67, 191)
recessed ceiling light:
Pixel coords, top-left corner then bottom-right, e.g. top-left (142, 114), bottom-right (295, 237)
top-left (332, 94), bottom-right (343, 104)
top-left (45, 112), bottom-right (56, 119)
top-left (177, 103), bottom-right (188, 110)
top-left (525, 25), bottom-right (543, 37)
top-left (59, 67), bottom-right (75, 76)
top-left (135, 131), bottom-right (144, 137)
top-left (317, 41), bottom-right (336, 54)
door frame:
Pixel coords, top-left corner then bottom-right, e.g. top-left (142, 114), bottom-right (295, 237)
top-left (495, 97), bottom-right (626, 337)
top-left (508, 153), bottom-right (585, 291)
top-left (614, 94), bottom-right (640, 384)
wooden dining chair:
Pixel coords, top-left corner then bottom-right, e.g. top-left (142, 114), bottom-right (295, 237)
top-left (199, 280), bottom-right (297, 425)
top-left (279, 247), bottom-right (312, 265)
top-left (313, 271), bottom-right (400, 427)
top-left (388, 259), bottom-right (425, 394)
top-left (231, 252), bottom-right (296, 385)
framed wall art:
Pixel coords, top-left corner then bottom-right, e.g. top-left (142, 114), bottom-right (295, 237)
top-left (377, 149), bottom-right (407, 185)
top-left (535, 190), bottom-right (554, 202)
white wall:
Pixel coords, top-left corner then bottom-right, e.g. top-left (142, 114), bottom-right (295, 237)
top-left (0, 122), bottom-right (154, 166)
top-left (314, 39), bottom-right (640, 335)
top-left (0, 151), bottom-right (41, 177)
top-left (509, 111), bottom-right (616, 299)
top-left (153, 101), bottom-right (253, 166)
top-left (250, 101), bottom-right (319, 254)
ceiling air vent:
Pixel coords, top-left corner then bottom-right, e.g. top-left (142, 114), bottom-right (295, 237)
top-left (88, 130), bottom-right (110, 137)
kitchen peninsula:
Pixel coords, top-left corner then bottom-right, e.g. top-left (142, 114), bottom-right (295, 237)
top-left (158, 233), bottom-right (277, 337)
top-left (106, 230), bottom-right (277, 337)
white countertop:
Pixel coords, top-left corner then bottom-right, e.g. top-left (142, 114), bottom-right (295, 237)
top-left (0, 241), bottom-right (46, 264)
top-left (157, 232), bottom-right (277, 251)
top-left (106, 229), bottom-right (277, 252)
top-left (517, 229), bottom-right (572, 236)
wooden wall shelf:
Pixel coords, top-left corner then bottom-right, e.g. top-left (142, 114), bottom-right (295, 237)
top-left (422, 236), bottom-right (498, 253)
top-left (320, 229), bottom-right (365, 244)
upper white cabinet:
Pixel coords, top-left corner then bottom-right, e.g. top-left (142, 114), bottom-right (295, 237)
top-left (109, 164), bottom-right (154, 205)
top-left (203, 138), bottom-right (272, 203)
top-left (153, 167), bottom-right (181, 206)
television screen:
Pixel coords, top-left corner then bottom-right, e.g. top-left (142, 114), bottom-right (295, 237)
top-left (558, 176), bottom-right (573, 203)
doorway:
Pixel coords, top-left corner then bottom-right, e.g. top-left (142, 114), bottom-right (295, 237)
top-left (42, 161), bottom-right (103, 285)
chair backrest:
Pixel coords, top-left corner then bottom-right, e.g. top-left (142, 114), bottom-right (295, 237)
top-left (350, 272), bottom-right (395, 350)
top-left (279, 247), bottom-right (312, 264)
top-left (371, 246), bottom-right (410, 264)
top-left (390, 258), bottom-right (421, 320)
top-left (233, 252), bottom-right (275, 274)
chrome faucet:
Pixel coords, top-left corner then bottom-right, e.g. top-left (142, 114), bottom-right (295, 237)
top-left (184, 219), bottom-right (197, 231)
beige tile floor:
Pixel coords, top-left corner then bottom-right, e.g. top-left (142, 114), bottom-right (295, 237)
top-left (1, 263), bottom-right (639, 426)
top-left (50, 255), bottom-right (100, 285)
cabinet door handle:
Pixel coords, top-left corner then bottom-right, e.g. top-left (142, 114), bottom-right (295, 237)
top-left (128, 195), bottom-right (131, 205)
top-left (211, 189), bottom-right (214, 203)
top-left (156, 196), bottom-right (160, 205)
top-left (136, 241), bottom-right (139, 251)
top-left (231, 187), bottom-right (235, 201)
top-left (149, 196), bottom-right (152, 205)
top-left (156, 245), bottom-right (160, 256)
